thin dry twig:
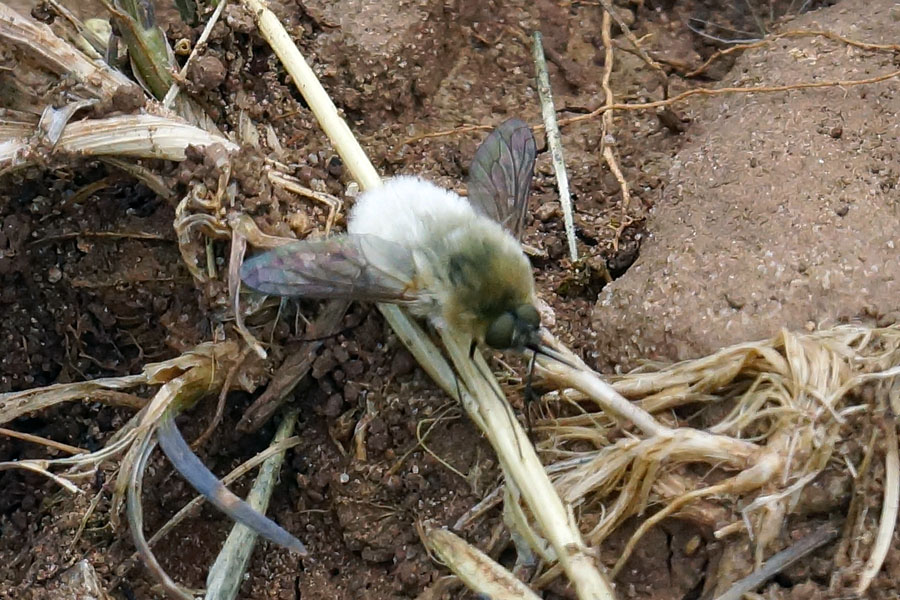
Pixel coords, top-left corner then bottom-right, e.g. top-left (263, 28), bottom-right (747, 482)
top-left (398, 70), bottom-right (900, 147)
top-left (0, 426), bottom-right (88, 455)
top-left (532, 32), bottom-right (577, 263)
top-left (163, 0), bottom-right (229, 108)
top-left (401, 124), bottom-right (493, 147)
top-left (688, 28), bottom-right (900, 78)
top-left (127, 433), bottom-right (194, 600)
top-left (558, 69), bottom-right (900, 128)
top-left (593, 0), bottom-right (667, 94)
top-left (598, 10), bottom-right (634, 250)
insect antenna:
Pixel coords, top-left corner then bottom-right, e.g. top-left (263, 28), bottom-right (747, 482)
top-left (526, 342), bottom-right (578, 369)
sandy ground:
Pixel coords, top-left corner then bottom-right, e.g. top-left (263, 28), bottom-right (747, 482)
top-left (1, 0), bottom-right (898, 598)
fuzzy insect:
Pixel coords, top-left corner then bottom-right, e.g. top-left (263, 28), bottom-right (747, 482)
top-left (241, 118), bottom-right (549, 356)
top-left (158, 120), bottom-right (549, 559)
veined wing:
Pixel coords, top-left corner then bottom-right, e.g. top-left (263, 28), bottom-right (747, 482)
top-left (466, 118), bottom-right (537, 240)
top-left (240, 234), bottom-right (419, 302)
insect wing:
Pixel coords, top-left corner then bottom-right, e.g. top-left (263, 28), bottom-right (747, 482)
top-left (467, 118), bottom-right (537, 240)
top-left (240, 234), bottom-right (418, 302)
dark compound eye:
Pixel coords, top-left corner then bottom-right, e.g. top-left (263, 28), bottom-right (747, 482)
top-left (515, 304), bottom-right (540, 328)
top-left (485, 312), bottom-right (516, 349)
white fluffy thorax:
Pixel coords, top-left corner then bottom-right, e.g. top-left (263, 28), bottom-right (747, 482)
top-left (348, 176), bottom-right (477, 245)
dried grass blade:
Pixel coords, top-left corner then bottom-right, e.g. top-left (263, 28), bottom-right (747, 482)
top-left (424, 527), bottom-right (542, 600)
top-left (0, 3), bottom-right (130, 97)
top-left (1, 114), bottom-right (238, 173)
top-left (856, 412), bottom-right (899, 595)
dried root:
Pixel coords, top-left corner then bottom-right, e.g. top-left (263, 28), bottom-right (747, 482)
top-left (535, 325), bottom-right (900, 591)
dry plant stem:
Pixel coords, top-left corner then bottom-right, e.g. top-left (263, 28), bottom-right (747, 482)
top-left (205, 409), bottom-right (299, 600)
top-left (0, 375), bottom-right (145, 426)
top-left (112, 342), bottom-right (241, 526)
top-left (127, 434), bottom-right (195, 600)
top-left (856, 413), bottom-right (899, 595)
top-left (401, 123), bottom-right (493, 146)
top-left (0, 460), bottom-right (82, 493)
top-left (611, 450), bottom-right (781, 577)
top-left (45, 0), bottom-right (101, 52)
top-left (532, 32), bottom-right (577, 263)
top-left (0, 426), bottom-right (88, 455)
top-left (115, 371), bottom-right (211, 524)
top-left (715, 528), bottom-right (838, 600)
top-left (1, 115), bottom-right (238, 173)
top-left (229, 213), bottom-right (298, 250)
top-left (560, 69), bottom-right (900, 129)
top-left (538, 357), bottom-right (668, 437)
top-left (0, 4), bottom-right (131, 98)
top-left (229, 231), bottom-right (268, 359)
top-left (424, 527), bottom-right (542, 600)
top-left (594, 0), bottom-right (666, 92)
top-left (239, 0), bottom-right (459, 405)
top-left (241, 0), bottom-right (379, 190)
top-left (100, 157), bottom-right (175, 200)
top-left (442, 330), bottom-right (616, 600)
top-left (503, 483), bottom-right (552, 563)
top-left (400, 70), bottom-right (900, 147)
top-left (833, 427), bottom-right (878, 571)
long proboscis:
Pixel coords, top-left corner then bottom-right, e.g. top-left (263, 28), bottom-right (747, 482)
top-left (527, 342), bottom-right (578, 369)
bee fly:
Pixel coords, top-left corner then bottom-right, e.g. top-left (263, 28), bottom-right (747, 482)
top-left (172, 120), bottom-right (567, 556)
top-left (242, 118), bottom-right (563, 362)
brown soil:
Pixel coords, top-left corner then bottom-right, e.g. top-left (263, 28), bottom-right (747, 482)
top-left (1, 0), bottom-right (897, 599)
